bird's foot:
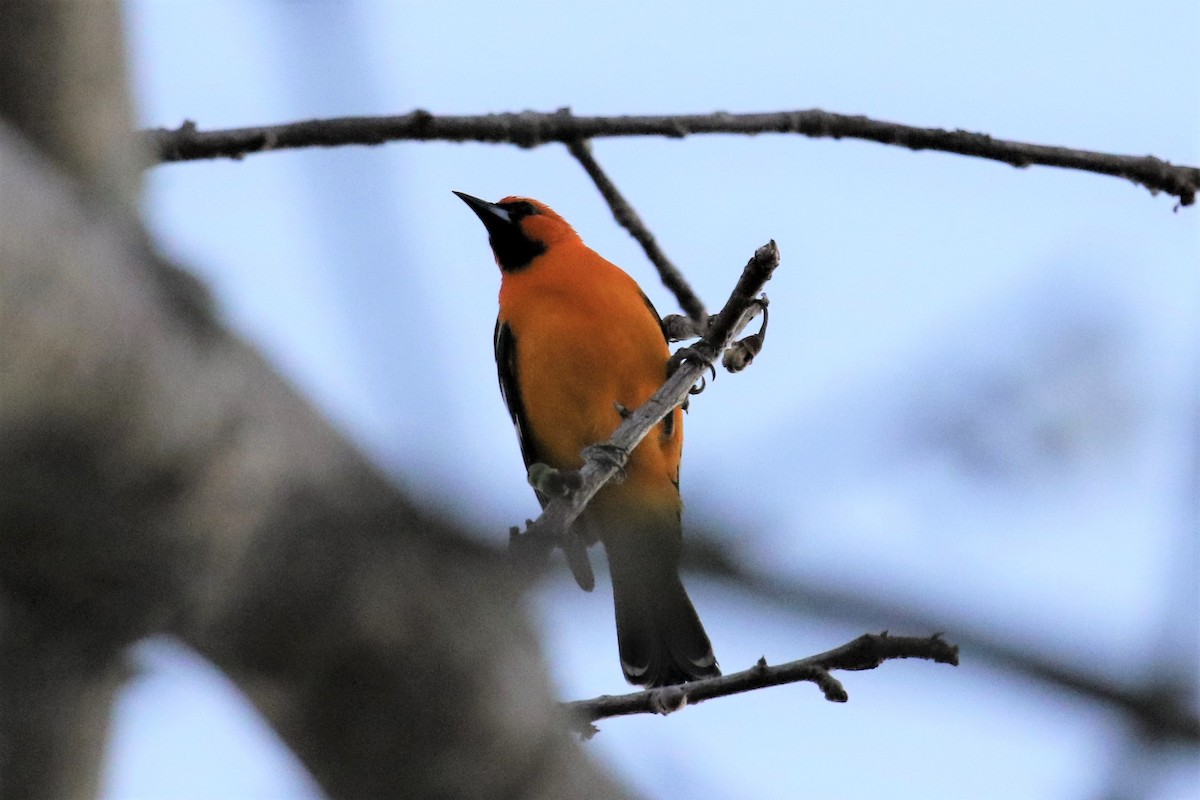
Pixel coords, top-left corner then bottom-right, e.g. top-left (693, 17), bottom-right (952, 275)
top-left (527, 463), bottom-right (583, 498)
top-left (661, 313), bottom-right (714, 343)
top-left (667, 342), bottom-right (717, 397)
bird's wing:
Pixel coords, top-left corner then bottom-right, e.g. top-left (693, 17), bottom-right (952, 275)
top-left (638, 289), bottom-right (671, 345)
top-left (493, 317), bottom-right (541, 472)
top-left (496, 316), bottom-right (595, 591)
top-left (638, 290), bottom-right (679, 439)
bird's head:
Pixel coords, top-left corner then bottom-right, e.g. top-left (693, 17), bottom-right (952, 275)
top-left (454, 192), bottom-right (579, 272)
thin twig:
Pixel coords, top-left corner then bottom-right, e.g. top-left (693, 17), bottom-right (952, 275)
top-left (510, 241), bottom-right (779, 572)
top-left (682, 534), bottom-right (1200, 744)
top-left (565, 139), bottom-right (707, 323)
top-left (564, 632), bottom-right (959, 732)
top-left (144, 109), bottom-right (1200, 206)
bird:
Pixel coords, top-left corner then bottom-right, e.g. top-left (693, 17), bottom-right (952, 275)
top-left (455, 191), bottom-right (720, 687)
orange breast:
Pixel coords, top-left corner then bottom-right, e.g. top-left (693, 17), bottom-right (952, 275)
top-left (499, 243), bottom-right (682, 512)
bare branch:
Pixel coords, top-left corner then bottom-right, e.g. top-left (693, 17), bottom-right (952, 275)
top-left (144, 108), bottom-right (1199, 206)
top-left (683, 534), bottom-right (1200, 744)
top-left (510, 241), bottom-right (779, 574)
top-left (566, 138), bottom-right (708, 322)
top-left (564, 633), bottom-right (959, 731)
top-left (0, 4), bottom-right (144, 797)
top-left (0, 0), bottom-right (143, 207)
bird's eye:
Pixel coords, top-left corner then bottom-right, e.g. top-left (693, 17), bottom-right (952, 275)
top-left (506, 201), bottom-right (538, 219)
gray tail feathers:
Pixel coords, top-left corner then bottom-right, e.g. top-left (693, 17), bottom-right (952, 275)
top-left (605, 527), bottom-right (720, 687)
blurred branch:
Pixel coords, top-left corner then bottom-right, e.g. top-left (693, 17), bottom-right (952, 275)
top-left (145, 108), bottom-right (1200, 206)
top-left (0, 0), bottom-right (143, 208)
top-left (510, 242), bottom-right (779, 585)
top-left (0, 641), bottom-right (126, 800)
top-left (0, 3), bottom-right (142, 797)
top-left (0, 121), bottom-right (631, 800)
top-left (566, 138), bottom-right (708, 323)
top-left (565, 632), bottom-right (959, 734)
top-left (684, 536), bottom-right (1200, 744)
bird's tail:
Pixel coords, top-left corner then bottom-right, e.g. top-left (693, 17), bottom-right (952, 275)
top-left (602, 512), bottom-right (720, 687)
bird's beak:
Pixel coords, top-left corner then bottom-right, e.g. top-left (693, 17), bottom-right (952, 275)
top-left (453, 191), bottom-right (513, 236)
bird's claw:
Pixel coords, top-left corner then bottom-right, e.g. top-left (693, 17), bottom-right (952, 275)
top-left (668, 342), bottom-right (718, 376)
top-left (527, 463), bottom-right (583, 497)
top-left (668, 343), bottom-right (717, 398)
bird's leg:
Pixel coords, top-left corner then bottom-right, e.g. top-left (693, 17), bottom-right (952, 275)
top-left (526, 462), bottom-right (583, 498)
top-left (660, 313), bottom-right (714, 343)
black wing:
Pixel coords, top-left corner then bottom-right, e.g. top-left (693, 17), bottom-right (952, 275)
top-left (639, 290), bottom-right (670, 345)
top-left (638, 291), bottom-right (678, 439)
top-left (493, 318), bottom-right (541, 472)
top-left (497, 317), bottom-right (596, 591)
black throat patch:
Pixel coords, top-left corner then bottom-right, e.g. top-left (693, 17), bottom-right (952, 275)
top-left (490, 227), bottom-right (546, 273)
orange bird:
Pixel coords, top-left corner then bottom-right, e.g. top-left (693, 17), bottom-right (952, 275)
top-left (455, 192), bottom-right (720, 687)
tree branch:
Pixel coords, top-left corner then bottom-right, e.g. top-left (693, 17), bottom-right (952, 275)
top-left (0, 0), bottom-right (143, 208)
top-left (564, 633), bottom-right (959, 732)
top-left (565, 138), bottom-right (708, 323)
top-left (0, 4), bottom-right (143, 797)
top-left (511, 241), bottom-right (779, 578)
top-left (682, 534), bottom-right (1200, 744)
top-left (144, 108), bottom-right (1200, 206)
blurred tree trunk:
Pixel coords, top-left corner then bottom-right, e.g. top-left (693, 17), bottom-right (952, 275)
top-left (1, 4), bottom-right (142, 796)
top-left (0, 3), bottom-right (629, 798)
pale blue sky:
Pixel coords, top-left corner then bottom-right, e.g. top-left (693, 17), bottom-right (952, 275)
top-left (107, 2), bottom-right (1198, 798)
